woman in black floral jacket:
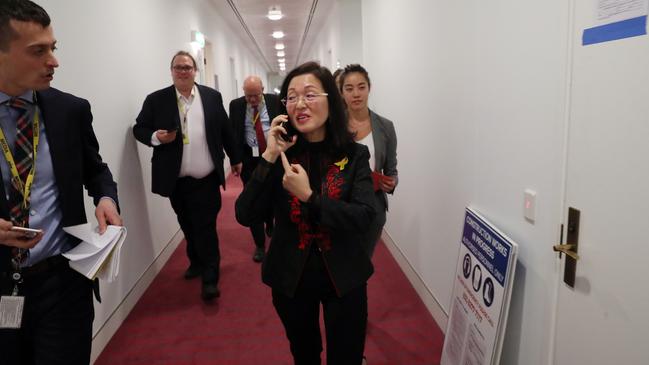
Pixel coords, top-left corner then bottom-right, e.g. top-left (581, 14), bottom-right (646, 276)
top-left (235, 61), bottom-right (376, 365)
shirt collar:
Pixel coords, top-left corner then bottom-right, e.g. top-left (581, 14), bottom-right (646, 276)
top-left (175, 85), bottom-right (196, 102)
top-left (0, 90), bottom-right (34, 105)
top-left (248, 95), bottom-right (265, 111)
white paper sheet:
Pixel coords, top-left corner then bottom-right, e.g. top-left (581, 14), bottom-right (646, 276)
top-left (62, 224), bottom-right (127, 282)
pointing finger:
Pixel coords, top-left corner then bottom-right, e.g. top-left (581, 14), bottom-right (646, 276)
top-left (280, 152), bottom-right (292, 173)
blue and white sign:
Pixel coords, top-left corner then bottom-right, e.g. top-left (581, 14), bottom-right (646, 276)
top-left (441, 208), bottom-right (518, 365)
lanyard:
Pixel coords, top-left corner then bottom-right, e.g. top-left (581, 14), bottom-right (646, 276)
top-left (177, 96), bottom-right (191, 145)
top-left (252, 108), bottom-right (260, 125)
top-left (0, 101), bottom-right (40, 220)
top-left (0, 98), bottom-right (40, 294)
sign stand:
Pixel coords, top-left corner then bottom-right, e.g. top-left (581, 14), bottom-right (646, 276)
top-left (441, 207), bottom-right (519, 365)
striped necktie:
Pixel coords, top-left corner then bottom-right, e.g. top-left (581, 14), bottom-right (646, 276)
top-left (7, 97), bottom-right (34, 227)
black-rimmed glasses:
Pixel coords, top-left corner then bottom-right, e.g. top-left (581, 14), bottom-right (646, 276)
top-left (172, 65), bottom-right (195, 73)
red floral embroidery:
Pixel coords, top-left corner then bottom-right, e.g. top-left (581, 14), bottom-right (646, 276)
top-left (288, 157), bottom-right (346, 251)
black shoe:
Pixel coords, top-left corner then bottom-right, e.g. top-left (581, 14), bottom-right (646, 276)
top-left (252, 246), bottom-right (265, 263)
top-left (184, 265), bottom-right (202, 280)
top-left (201, 283), bottom-right (220, 301)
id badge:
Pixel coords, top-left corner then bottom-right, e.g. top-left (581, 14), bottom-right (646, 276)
top-left (0, 295), bottom-right (24, 329)
top-left (252, 146), bottom-right (259, 157)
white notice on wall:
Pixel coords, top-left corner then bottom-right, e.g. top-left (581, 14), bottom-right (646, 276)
top-left (595, 0), bottom-right (648, 25)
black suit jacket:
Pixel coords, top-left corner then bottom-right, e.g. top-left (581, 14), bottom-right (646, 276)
top-left (228, 93), bottom-right (280, 164)
top-left (0, 88), bottom-right (119, 272)
top-left (133, 84), bottom-right (241, 197)
top-left (235, 142), bottom-right (376, 297)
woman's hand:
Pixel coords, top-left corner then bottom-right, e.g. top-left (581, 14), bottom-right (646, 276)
top-left (379, 175), bottom-right (397, 192)
top-left (280, 152), bottom-right (312, 202)
top-left (261, 115), bottom-right (297, 163)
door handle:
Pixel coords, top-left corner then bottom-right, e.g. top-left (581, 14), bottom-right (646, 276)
top-left (553, 244), bottom-right (580, 260)
top-left (555, 207), bottom-right (580, 287)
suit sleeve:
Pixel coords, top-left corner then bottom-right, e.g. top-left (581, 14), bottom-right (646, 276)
top-left (218, 93), bottom-right (241, 165)
top-left (79, 99), bottom-right (119, 208)
top-left (228, 99), bottom-right (241, 150)
top-left (235, 158), bottom-right (275, 226)
top-left (133, 94), bottom-right (156, 147)
top-left (382, 118), bottom-right (399, 191)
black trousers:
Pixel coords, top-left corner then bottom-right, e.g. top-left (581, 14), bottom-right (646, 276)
top-left (0, 265), bottom-right (94, 365)
top-left (241, 156), bottom-right (273, 248)
top-left (170, 171), bottom-right (222, 284)
top-left (272, 250), bottom-right (367, 365)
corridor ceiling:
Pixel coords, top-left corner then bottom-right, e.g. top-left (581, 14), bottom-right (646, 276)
top-left (211, 0), bottom-right (334, 73)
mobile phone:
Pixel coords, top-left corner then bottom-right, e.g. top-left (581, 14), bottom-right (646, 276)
top-left (280, 120), bottom-right (297, 142)
top-left (167, 127), bottom-right (178, 133)
top-left (10, 226), bottom-right (43, 239)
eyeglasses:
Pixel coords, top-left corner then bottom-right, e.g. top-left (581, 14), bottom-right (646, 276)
top-left (172, 65), bottom-right (195, 73)
top-left (281, 92), bottom-right (328, 106)
top-left (245, 93), bottom-right (263, 99)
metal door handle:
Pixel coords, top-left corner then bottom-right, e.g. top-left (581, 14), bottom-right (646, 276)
top-left (553, 244), bottom-right (580, 260)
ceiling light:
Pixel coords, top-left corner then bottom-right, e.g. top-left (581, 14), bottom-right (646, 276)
top-left (272, 31), bottom-right (285, 39)
top-left (278, 58), bottom-right (285, 63)
top-left (277, 51), bottom-right (285, 57)
top-left (279, 63), bottom-right (286, 68)
top-left (267, 6), bottom-right (283, 21)
top-left (275, 43), bottom-right (285, 50)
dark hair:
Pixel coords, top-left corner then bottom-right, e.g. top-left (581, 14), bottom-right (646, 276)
top-left (170, 50), bottom-right (197, 70)
top-left (332, 68), bottom-right (343, 82)
top-left (279, 61), bottom-right (353, 158)
top-left (340, 64), bottom-right (371, 92)
top-left (0, 0), bottom-right (51, 52)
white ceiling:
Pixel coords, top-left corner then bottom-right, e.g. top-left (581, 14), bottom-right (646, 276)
top-left (211, 0), bottom-right (335, 74)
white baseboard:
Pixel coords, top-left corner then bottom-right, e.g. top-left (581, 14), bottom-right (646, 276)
top-left (90, 230), bottom-right (185, 364)
top-left (381, 230), bottom-right (448, 333)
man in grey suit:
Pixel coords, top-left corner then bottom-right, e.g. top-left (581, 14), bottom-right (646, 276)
top-left (229, 76), bottom-right (279, 262)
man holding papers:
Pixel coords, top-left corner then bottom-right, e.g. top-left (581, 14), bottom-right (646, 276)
top-left (0, 1), bottom-right (122, 364)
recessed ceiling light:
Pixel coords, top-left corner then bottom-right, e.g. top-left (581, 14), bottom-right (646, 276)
top-left (272, 31), bottom-right (285, 39)
top-left (279, 63), bottom-right (286, 68)
top-left (267, 6), bottom-right (283, 21)
top-left (278, 58), bottom-right (285, 63)
top-left (275, 43), bottom-right (285, 50)
top-left (277, 51), bottom-right (285, 57)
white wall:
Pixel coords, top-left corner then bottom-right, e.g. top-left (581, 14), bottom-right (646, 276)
top-left (308, 0), bottom-right (572, 363)
top-left (38, 0), bottom-right (267, 360)
top-left (361, 1), bottom-right (570, 364)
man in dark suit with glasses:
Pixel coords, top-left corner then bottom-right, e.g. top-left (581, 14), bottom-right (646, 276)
top-left (134, 50), bottom-right (241, 302)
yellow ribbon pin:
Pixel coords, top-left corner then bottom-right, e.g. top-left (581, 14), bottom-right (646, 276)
top-left (334, 156), bottom-right (349, 171)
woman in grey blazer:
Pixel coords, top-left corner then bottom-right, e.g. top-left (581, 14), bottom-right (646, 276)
top-left (340, 64), bottom-right (399, 257)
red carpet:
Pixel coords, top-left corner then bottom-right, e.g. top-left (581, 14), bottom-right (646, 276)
top-left (95, 176), bottom-right (443, 364)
